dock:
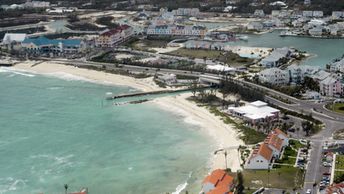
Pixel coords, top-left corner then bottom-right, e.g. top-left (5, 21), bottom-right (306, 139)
top-left (106, 87), bottom-right (209, 100)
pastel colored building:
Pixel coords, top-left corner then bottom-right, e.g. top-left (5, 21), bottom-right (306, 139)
top-left (259, 68), bottom-right (290, 85)
top-left (319, 74), bottom-right (343, 97)
top-left (95, 25), bottom-right (133, 47)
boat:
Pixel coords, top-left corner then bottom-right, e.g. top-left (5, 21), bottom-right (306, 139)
top-left (238, 35), bottom-right (248, 41)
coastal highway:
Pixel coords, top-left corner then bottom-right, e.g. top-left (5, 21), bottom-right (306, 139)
top-left (50, 58), bottom-right (344, 193)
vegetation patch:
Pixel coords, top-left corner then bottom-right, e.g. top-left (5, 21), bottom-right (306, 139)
top-left (95, 16), bottom-right (119, 28)
top-left (327, 103), bottom-right (344, 115)
top-left (167, 48), bottom-right (254, 67)
top-left (335, 155), bottom-right (344, 170)
top-left (333, 129), bottom-right (344, 140)
top-left (235, 166), bottom-right (304, 190)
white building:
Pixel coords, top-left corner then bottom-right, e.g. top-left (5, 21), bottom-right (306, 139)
top-left (247, 21), bottom-right (264, 31)
top-left (172, 8), bottom-right (199, 16)
top-left (245, 128), bottom-right (289, 170)
top-left (308, 26), bottom-right (323, 36)
top-left (259, 68), bottom-right (290, 85)
top-left (260, 47), bottom-right (291, 68)
top-left (332, 11), bottom-right (344, 20)
top-left (287, 64), bottom-right (320, 84)
top-left (1, 33), bottom-right (27, 45)
top-left (330, 58), bottom-right (344, 73)
top-left (245, 143), bottom-right (273, 169)
top-left (228, 100), bottom-right (280, 125)
top-left (303, 11), bottom-right (313, 17)
top-left (319, 74), bottom-right (343, 97)
top-left (313, 11), bottom-right (323, 18)
top-left (254, 9), bottom-right (265, 17)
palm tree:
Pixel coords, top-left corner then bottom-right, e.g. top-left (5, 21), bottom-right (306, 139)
top-left (224, 151), bottom-right (228, 170)
top-left (64, 184), bottom-right (68, 194)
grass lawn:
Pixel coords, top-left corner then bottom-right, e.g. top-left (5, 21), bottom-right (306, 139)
top-left (334, 170), bottom-right (344, 183)
top-left (124, 38), bottom-right (171, 53)
top-left (235, 166), bottom-right (304, 189)
top-left (335, 155), bottom-right (344, 170)
top-left (167, 48), bottom-right (254, 67)
top-left (327, 103), bottom-right (344, 114)
top-left (275, 146), bottom-right (297, 165)
top-left (289, 139), bottom-right (305, 150)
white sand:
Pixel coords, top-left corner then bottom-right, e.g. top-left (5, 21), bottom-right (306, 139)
top-left (13, 60), bottom-right (243, 171)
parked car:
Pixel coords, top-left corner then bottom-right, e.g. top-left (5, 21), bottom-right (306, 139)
top-left (306, 189), bottom-right (312, 194)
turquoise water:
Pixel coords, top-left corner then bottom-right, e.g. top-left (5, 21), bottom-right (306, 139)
top-left (232, 31), bottom-right (344, 67)
top-left (0, 68), bottom-right (213, 194)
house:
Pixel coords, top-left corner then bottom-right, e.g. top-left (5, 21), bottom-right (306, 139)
top-left (332, 11), bottom-right (344, 20)
top-left (319, 74), bottom-right (343, 97)
top-left (310, 70), bottom-right (331, 82)
top-left (302, 11), bottom-right (313, 17)
top-left (254, 9), bottom-right (265, 17)
top-left (172, 8), bottom-right (200, 16)
top-left (259, 68), bottom-right (290, 85)
top-left (227, 100), bottom-right (280, 125)
top-left (313, 11), bottom-right (323, 18)
top-left (260, 47), bottom-right (291, 68)
top-left (247, 22), bottom-right (264, 31)
top-left (24, 1), bottom-right (50, 8)
top-left (326, 183), bottom-right (344, 194)
top-left (2, 33), bottom-right (27, 45)
top-left (95, 25), bottom-right (133, 47)
top-left (271, 10), bottom-right (281, 17)
top-left (304, 0), bottom-right (311, 5)
top-left (330, 58), bottom-right (344, 73)
top-left (245, 128), bottom-right (289, 169)
top-left (308, 27), bottom-right (323, 36)
top-left (201, 169), bottom-right (234, 194)
top-left (245, 143), bottom-right (273, 169)
top-left (21, 36), bottom-right (83, 55)
top-left (147, 24), bottom-right (207, 36)
top-left (287, 64), bottom-right (319, 84)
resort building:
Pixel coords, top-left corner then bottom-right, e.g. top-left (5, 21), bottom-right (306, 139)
top-left (1, 33), bottom-right (27, 45)
top-left (245, 129), bottom-right (289, 170)
top-left (172, 8), bottom-right (200, 16)
top-left (319, 74), bottom-right (344, 97)
top-left (156, 74), bottom-right (177, 85)
top-left (247, 22), bottom-right (264, 31)
top-left (332, 11), bottom-right (344, 20)
top-left (259, 47), bottom-right (291, 68)
top-left (310, 70), bottom-right (331, 82)
top-left (201, 169), bottom-right (234, 194)
top-left (146, 24), bottom-right (207, 37)
top-left (287, 64), bottom-right (320, 84)
top-left (227, 100), bottom-right (280, 125)
top-left (21, 36), bottom-right (84, 55)
top-left (259, 68), bottom-right (290, 85)
top-left (95, 25), bottom-right (133, 47)
top-left (330, 58), bottom-right (344, 73)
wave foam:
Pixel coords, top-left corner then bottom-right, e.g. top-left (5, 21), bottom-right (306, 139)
top-left (171, 172), bottom-right (192, 194)
top-left (0, 67), bottom-right (36, 77)
top-left (44, 72), bottom-right (92, 82)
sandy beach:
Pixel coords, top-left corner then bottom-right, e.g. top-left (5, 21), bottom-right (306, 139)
top-left (13, 60), bottom-right (243, 172)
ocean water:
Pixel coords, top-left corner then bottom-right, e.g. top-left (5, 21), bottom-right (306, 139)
top-left (0, 68), bottom-right (213, 194)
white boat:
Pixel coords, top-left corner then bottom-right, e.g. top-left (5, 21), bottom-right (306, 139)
top-left (238, 35), bottom-right (248, 41)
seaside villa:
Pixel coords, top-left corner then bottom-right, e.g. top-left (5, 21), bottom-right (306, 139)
top-left (245, 128), bottom-right (289, 170)
top-left (21, 36), bottom-right (84, 55)
top-left (201, 169), bottom-right (234, 194)
top-left (227, 101), bottom-right (280, 125)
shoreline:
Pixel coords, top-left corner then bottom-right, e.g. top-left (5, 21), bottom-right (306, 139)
top-left (12, 60), bottom-right (243, 172)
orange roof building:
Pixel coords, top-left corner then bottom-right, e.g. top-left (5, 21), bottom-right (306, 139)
top-left (326, 183), bottom-right (344, 194)
top-left (202, 169), bottom-right (234, 194)
top-left (245, 128), bottom-right (289, 169)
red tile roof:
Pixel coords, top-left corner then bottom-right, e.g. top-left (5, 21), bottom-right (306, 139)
top-left (274, 128), bottom-right (288, 138)
top-left (326, 183), bottom-right (344, 194)
top-left (255, 143), bottom-right (273, 161)
top-left (203, 169), bottom-right (234, 194)
top-left (265, 133), bottom-right (283, 151)
top-left (100, 25), bottom-right (131, 36)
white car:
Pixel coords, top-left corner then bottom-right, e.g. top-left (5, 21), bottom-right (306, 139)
top-left (306, 189), bottom-right (312, 194)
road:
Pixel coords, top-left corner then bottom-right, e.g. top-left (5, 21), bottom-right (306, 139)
top-left (50, 58), bottom-right (344, 193)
